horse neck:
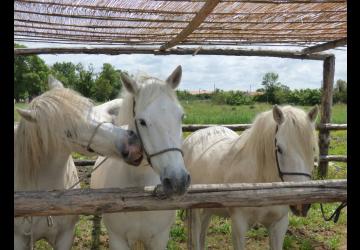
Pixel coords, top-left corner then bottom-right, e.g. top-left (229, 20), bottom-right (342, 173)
top-left (231, 121), bottom-right (280, 183)
top-left (15, 142), bottom-right (73, 191)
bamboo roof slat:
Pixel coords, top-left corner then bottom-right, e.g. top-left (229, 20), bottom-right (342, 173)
top-left (14, 0), bottom-right (347, 49)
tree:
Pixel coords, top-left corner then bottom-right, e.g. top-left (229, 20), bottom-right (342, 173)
top-left (14, 43), bottom-right (49, 101)
top-left (50, 62), bottom-right (79, 89)
top-left (333, 79), bottom-right (347, 103)
top-left (75, 63), bottom-right (95, 98)
top-left (92, 63), bottom-right (122, 101)
top-left (259, 72), bottom-right (290, 104)
top-left (261, 72), bottom-right (281, 104)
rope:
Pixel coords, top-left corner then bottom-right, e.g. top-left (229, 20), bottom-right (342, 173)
top-left (56, 156), bottom-right (109, 196)
top-left (320, 201), bottom-right (347, 223)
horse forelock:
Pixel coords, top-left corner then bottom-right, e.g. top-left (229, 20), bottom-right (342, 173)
top-left (280, 106), bottom-right (318, 168)
top-left (15, 88), bottom-right (93, 187)
top-left (116, 73), bottom-right (180, 126)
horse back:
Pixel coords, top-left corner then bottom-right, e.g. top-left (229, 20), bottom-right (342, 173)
top-left (183, 126), bottom-right (239, 183)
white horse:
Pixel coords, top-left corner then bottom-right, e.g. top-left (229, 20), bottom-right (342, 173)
top-left (183, 105), bottom-right (319, 250)
top-left (14, 76), bottom-right (143, 250)
top-left (91, 66), bottom-right (191, 250)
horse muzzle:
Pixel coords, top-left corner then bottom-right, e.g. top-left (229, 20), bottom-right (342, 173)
top-left (121, 130), bottom-right (144, 166)
top-left (161, 170), bottom-right (191, 197)
top-left (290, 203), bottom-right (311, 217)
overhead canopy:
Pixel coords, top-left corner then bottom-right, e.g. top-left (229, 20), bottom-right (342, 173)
top-left (14, 0), bottom-right (347, 49)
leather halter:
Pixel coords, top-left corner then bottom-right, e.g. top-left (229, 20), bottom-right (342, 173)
top-left (86, 121), bottom-right (108, 154)
top-left (132, 98), bottom-right (184, 167)
top-left (274, 124), bottom-right (312, 181)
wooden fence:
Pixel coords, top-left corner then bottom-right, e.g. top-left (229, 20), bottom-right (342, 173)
top-left (14, 180), bottom-right (347, 217)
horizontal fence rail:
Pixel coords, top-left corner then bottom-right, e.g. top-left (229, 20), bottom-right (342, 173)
top-left (14, 180), bottom-right (346, 217)
top-left (74, 154), bottom-right (347, 167)
top-left (14, 122), bottom-right (347, 131)
top-left (181, 123), bottom-right (347, 132)
top-left (14, 122), bottom-right (347, 164)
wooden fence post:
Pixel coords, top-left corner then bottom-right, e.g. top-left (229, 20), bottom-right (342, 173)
top-left (90, 215), bottom-right (102, 250)
top-left (318, 55), bottom-right (335, 177)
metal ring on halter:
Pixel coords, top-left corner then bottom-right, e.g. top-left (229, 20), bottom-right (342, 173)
top-left (133, 98), bottom-right (184, 167)
top-left (86, 121), bottom-right (108, 153)
top-left (274, 125), bottom-right (312, 182)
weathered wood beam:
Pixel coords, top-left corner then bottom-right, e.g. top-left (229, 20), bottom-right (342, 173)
top-left (13, 122), bottom-right (347, 131)
top-left (320, 155), bottom-right (347, 162)
top-left (73, 154), bottom-right (346, 168)
top-left (159, 0), bottom-right (220, 50)
top-left (14, 180), bottom-right (346, 217)
top-left (302, 38), bottom-right (347, 54)
top-left (160, 0), bottom-right (220, 50)
top-left (181, 123), bottom-right (347, 132)
top-left (156, 0), bottom-right (346, 2)
top-left (14, 47), bottom-right (332, 60)
top-left (318, 56), bottom-right (336, 177)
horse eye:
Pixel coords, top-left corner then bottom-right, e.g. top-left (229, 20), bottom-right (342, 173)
top-left (277, 146), bottom-right (283, 154)
top-left (139, 119), bottom-right (147, 127)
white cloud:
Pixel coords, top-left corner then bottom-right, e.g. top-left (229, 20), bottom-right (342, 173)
top-left (18, 42), bottom-right (347, 91)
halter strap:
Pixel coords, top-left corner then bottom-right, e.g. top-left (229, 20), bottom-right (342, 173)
top-left (274, 125), bottom-right (312, 181)
top-left (133, 98), bottom-right (184, 167)
top-left (86, 121), bottom-right (108, 153)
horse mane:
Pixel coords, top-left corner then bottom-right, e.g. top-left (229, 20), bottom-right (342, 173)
top-left (14, 88), bottom-right (94, 188)
top-left (115, 73), bottom-right (180, 126)
top-left (235, 105), bottom-right (318, 180)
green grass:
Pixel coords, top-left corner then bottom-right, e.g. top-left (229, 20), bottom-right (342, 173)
top-left (180, 101), bottom-right (347, 124)
top-left (15, 101), bottom-right (347, 250)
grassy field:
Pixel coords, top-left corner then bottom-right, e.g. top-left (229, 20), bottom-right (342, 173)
top-left (14, 101), bottom-right (347, 250)
top-left (181, 101), bottom-right (347, 125)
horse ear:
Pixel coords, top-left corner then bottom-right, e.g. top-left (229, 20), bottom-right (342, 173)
top-left (166, 65), bottom-right (182, 89)
top-left (48, 75), bottom-right (64, 89)
top-left (17, 108), bottom-right (37, 123)
top-left (308, 105), bottom-right (319, 123)
top-left (121, 73), bottom-right (138, 94)
top-left (272, 105), bottom-right (284, 125)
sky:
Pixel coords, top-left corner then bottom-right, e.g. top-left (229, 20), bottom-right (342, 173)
top-left (18, 42), bottom-right (347, 92)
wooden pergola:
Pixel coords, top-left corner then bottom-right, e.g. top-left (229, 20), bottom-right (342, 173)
top-left (14, 0), bottom-right (347, 177)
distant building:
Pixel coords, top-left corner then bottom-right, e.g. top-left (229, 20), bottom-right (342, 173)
top-left (246, 91), bottom-right (264, 97)
top-left (188, 89), bottom-right (214, 95)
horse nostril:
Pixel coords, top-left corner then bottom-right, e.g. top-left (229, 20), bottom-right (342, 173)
top-left (186, 174), bottom-right (191, 186)
top-left (128, 130), bottom-right (135, 136)
top-left (121, 149), bottom-right (129, 158)
top-left (163, 178), bottom-right (173, 190)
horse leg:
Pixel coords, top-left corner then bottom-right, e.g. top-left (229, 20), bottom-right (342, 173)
top-left (188, 208), bottom-right (204, 250)
top-left (14, 234), bottom-right (31, 250)
top-left (54, 229), bottom-right (75, 250)
top-left (199, 212), bottom-right (212, 250)
top-left (146, 229), bottom-right (171, 250)
top-left (229, 211), bottom-right (248, 250)
top-left (108, 229), bottom-right (130, 250)
top-left (267, 215), bottom-right (289, 250)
